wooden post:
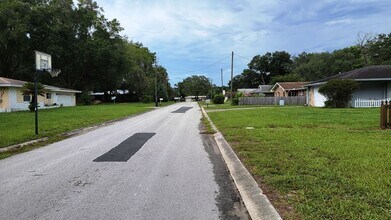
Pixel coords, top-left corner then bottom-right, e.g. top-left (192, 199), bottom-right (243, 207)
top-left (381, 101), bottom-right (387, 129)
top-left (380, 101), bottom-right (391, 129)
top-left (387, 101), bottom-right (391, 128)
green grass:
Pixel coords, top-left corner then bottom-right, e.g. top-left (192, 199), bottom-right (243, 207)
top-left (0, 102), bottom-right (172, 149)
top-left (208, 107), bottom-right (391, 219)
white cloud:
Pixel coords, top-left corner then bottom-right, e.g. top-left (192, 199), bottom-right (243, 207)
top-left (93, 0), bottom-right (391, 84)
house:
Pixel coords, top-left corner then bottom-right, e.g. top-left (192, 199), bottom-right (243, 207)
top-left (237, 88), bottom-right (258, 96)
top-left (0, 77), bottom-right (81, 112)
top-left (184, 95), bottom-right (207, 102)
top-left (304, 65), bottom-right (391, 107)
top-left (271, 82), bottom-right (307, 97)
top-left (249, 85), bottom-right (274, 97)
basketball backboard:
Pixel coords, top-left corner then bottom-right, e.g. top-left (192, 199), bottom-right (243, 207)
top-left (35, 51), bottom-right (52, 71)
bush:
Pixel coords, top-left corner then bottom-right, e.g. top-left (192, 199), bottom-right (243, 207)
top-left (80, 91), bottom-right (93, 105)
top-left (213, 94), bottom-right (224, 104)
top-left (231, 91), bottom-right (243, 106)
top-left (319, 79), bottom-right (359, 108)
top-left (231, 98), bottom-right (239, 106)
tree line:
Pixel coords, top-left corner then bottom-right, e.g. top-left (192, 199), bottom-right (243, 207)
top-left (0, 0), bottom-right (172, 102)
top-left (230, 32), bottom-right (391, 90)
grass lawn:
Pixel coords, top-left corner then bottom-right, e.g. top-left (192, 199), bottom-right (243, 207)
top-left (207, 106), bottom-right (391, 219)
top-left (0, 102), bottom-right (172, 150)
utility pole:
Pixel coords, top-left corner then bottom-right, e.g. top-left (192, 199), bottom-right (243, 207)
top-left (210, 78), bottom-right (213, 99)
top-left (221, 68), bottom-right (223, 94)
top-left (154, 65), bottom-right (158, 107)
top-left (230, 51), bottom-right (234, 99)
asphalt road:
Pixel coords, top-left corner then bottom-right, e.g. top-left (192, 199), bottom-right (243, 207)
top-left (0, 102), bottom-right (248, 220)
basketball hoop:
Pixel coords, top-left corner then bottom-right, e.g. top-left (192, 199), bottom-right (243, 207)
top-left (32, 51), bottom-right (61, 135)
top-left (47, 69), bottom-right (61, 77)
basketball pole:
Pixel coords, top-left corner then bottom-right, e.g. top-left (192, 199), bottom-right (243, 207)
top-left (34, 71), bottom-right (39, 135)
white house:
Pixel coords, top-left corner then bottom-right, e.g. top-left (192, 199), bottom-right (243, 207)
top-left (305, 65), bottom-right (391, 107)
top-left (0, 77), bottom-right (81, 112)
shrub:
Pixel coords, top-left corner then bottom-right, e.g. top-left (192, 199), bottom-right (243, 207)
top-left (319, 79), bottom-right (359, 108)
top-left (231, 98), bottom-right (239, 106)
top-left (213, 94), bottom-right (224, 104)
top-left (80, 91), bottom-right (93, 105)
top-left (231, 91), bottom-right (244, 106)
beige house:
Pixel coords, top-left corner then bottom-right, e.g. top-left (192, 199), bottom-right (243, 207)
top-left (271, 82), bottom-right (307, 97)
top-left (0, 77), bottom-right (81, 112)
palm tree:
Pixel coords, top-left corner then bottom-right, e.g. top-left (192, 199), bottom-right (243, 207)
top-left (21, 82), bottom-right (46, 112)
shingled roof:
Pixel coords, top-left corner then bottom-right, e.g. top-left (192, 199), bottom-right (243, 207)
top-left (0, 77), bottom-right (81, 93)
top-left (306, 65), bottom-right (391, 86)
top-left (0, 77), bottom-right (27, 86)
top-left (271, 82), bottom-right (307, 91)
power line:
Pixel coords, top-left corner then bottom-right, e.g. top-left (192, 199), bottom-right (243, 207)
top-left (234, 53), bottom-right (252, 61)
top-left (169, 54), bottom-right (231, 74)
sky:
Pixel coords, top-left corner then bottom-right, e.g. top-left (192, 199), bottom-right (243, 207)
top-left (93, 0), bottom-right (391, 86)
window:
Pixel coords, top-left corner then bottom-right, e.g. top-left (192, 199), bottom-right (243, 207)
top-left (23, 94), bottom-right (31, 102)
top-left (46, 93), bottom-right (52, 99)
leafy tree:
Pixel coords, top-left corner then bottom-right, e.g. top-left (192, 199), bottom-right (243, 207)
top-left (123, 42), bottom-right (156, 101)
top-left (248, 51), bottom-right (293, 85)
top-left (178, 75), bottom-right (211, 99)
top-left (292, 52), bottom-right (333, 81)
top-left (0, 0), bottom-right (170, 103)
top-left (328, 46), bottom-right (366, 74)
top-left (292, 46), bottom-right (367, 81)
top-left (318, 79), bottom-right (359, 108)
top-left (0, 0), bottom-right (31, 79)
top-left (368, 33), bottom-right (391, 65)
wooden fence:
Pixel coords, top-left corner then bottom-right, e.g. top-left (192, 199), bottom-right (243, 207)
top-left (239, 96), bottom-right (306, 106)
top-left (380, 101), bottom-right (391, 129)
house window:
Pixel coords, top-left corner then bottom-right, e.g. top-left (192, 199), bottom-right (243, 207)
top-left (23, 94), bottom-right (31, 102)
top-left (46, 93), bottom-right (52, 99)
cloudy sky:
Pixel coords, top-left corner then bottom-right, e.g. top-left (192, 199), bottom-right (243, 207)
top-left (94, 0), bottom-right (391, 86)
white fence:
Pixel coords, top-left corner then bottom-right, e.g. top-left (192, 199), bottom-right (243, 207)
top-left (354, 99), bottom-right (391, 108)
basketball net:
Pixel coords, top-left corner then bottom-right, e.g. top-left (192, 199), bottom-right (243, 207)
top-left (47, 69), bottom-right (61, 77)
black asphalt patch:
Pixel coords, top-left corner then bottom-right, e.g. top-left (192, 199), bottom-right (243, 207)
top-left (171, 107), bottom-right (193, 113)
top-left (93, 133), bottom-right (155, 162)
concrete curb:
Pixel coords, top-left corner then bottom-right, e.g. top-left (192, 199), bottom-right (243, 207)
top-left (201, 106), bottom-right (282, 220)
top-left (0, 137), bottom-right (49, 153)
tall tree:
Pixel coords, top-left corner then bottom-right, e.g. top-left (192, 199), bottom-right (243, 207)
top-left (247, 51), bottom-right (293, 85)
top-left (368, 33), bottom-right (391, 65)
top-left (0, 0), bottom-right (31, 79)
top-left (178, 75), bottom-right (211, 99)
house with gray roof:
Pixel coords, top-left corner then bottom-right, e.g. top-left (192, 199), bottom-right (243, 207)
top-left (304, 65), bottom-right (391, 107)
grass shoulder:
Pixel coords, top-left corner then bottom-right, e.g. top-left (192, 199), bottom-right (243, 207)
top-left (208, 106), bottom-right (390, 219)
top-left (0, 102), bottom-right (173, 158)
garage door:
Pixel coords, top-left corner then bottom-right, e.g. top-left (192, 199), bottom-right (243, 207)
top-left (57, 94), bottom-right (73, 106)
